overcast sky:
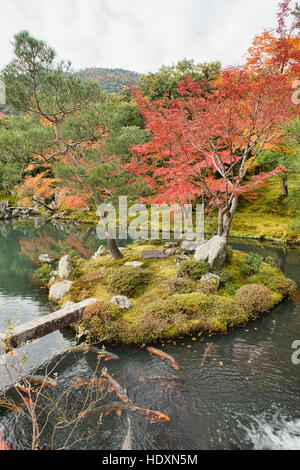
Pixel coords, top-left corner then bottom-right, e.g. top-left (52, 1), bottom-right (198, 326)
top-left (0, 0), bottom-right (278, 74)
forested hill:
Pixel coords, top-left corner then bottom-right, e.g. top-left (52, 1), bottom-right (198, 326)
top-left (76, 67), bottom-right (141, 94)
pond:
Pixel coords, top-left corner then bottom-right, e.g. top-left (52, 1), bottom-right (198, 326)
top-left (0, 218), bottom-right (299, 450)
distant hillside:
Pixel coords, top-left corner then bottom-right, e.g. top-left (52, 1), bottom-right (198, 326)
top-left (77, 67), bottom-right (141, 94)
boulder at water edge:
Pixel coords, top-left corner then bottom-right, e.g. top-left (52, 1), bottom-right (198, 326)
top-left (49, 281), bottom-right (74, 303)
top-left (39, 254), bottom-right (56, 264)
top-left (58, 255), bottom-right (73, 279)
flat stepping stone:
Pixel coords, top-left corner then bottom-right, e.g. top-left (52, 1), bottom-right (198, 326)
top-left (141, 250), bottom-right (167, 259)
top-left (125, 261), bottom-right (144, 267)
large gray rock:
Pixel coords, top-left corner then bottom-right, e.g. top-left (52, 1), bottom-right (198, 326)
top-left (58, 255), bottom-right (73, 279)
top-left (182, 240), bottom-right (204, 252)
top-left (92, 245), bottom-right (105, 259)
top-left (194, 235), bottom-right (227, 270)
top-left (141, 250), bottom-right (166, 259)
top-left (111, 296), bottom-right (133, 309)
top-left (201, 273), bottom-right (220, 290)
top-left (0, 201), bottom-right (10, 220)
top-left (49, 281), bottom-right (73, 303)
top-left (39, 254), bottom-right (56, 264)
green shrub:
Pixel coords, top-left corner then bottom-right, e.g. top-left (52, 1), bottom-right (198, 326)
top-left (247, 273), bottom-right (297, 297)
top-left (147, 293), bottom-right (208, 319)
top-left (217, 268), bottom-right (234, 286)
top-left (133, 238), bottom-right (164, 246)
top-left (206, 296), bottom-right (248, 328)
top-left (134, 314), bottom-right (169, 343)
top-left (167, 278), bottom-right (198, 294)
top-left (238, 253), bottom-right (263, 277)
top-left (225, 246), bottom-right (234, 264)
top-left (264, 256), bottom-right (278, 268)
top-left (178, 260), bottom-right (211, 280)
top-left (224, 282), bottom-right (238, 295)
top-left (80, 301), bottom-right (123, 342)
top-left (196, 280), bottom-right (218, 294)
top-left (107, 266), bottom-right (152, 297)
top-left (236, 284), bottom-right (274, 318)
top-left (33, 264), bottom-right (52, 284)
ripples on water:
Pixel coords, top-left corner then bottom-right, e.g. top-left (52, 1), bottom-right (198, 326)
top-left (239, 410), bottom-right (300, 450)
top-left (0, 220), bottom-right (299, 450)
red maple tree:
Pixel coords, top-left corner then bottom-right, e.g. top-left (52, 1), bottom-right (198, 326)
top-left (128, 64), bottom-right (299, 267)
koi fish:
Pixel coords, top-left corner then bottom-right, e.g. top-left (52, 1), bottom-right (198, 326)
top-left (130, 403), bottom-right (170, 423)
top-left (122, 417), bottom-right (132, 451)
top-left (16, 384), bottom-right (30, 395)
top-left (71, 377), bottom-right (109, 392)
top-left (70, 345), bottom-right (101, 355)
top-left (0, 430), bottom-right (12, 451)
top-left (146, 347), bottom-right (180, 370)
top-left (71, 378), bottom-right (87, 389)
top-left (24, 397), bottom-right (32, 407)
top-left (102, 370), bottom-right (128, 404)
top-left (97, 351), bottom-right (120, 361)
top-left (24, 375), bottom-right (58, 388)
top-left (81, 402), bottom-right (128, 419)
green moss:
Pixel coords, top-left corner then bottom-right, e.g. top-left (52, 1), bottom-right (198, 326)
top-left (207, 296), bottom-right (248, 328)
top-left (178, 260), bottom-right (211, 280)
top-left (236, 284), bottom-right (275, 319)
top-left (247, 273), bottom-right (297, 297)
top-left (33, 264), bottom-right (52, 284)
top-left (167, 278), bottom-right (198, 294)
top-left (147, 293), bottom-right (208, 319)
top-left (107, 266), bottom-right (152, 297)
top-left (56, 245), bottom-right (297, 345)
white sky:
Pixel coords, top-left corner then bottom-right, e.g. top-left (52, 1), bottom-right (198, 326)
top-left (0, 0), bottom-right (279, 74)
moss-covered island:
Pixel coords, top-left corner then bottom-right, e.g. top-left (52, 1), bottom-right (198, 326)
top-left (37, 240), bottom-right (297, 346)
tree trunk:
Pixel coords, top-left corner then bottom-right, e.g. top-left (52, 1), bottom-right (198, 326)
top-left (107, 235), bottom-right (123, 260)
top-left (194, 197), bottom-right (238, 269)
top-left (280, 175), bottom-right (288, 200)
top-left (97, 207), bottom-right (123, 260)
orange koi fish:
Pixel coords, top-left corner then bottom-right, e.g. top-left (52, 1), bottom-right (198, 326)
top-left (130, 403), bottom-right (170, 423)
top-left (17, 384), bottom-right (30, 395)
top-left (24, 375), bottom-right (58, 388)
top-left (71, 377), bottom-right (109, 392)
top-left (102, 370), bottom-right (128, 404)
top-left (97, 351), bottom-right (120, 361)
top-left (81, 402), bottom-right (128, 419)
top-left (146, 347), bottom-right (180, 370)
top-left (0, 430), bottom-right (13, 450)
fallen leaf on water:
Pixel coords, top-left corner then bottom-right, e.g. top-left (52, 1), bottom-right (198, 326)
top-left (219, 361), bottom-right (224, 367)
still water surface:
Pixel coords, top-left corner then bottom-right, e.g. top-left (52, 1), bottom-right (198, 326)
top-left (0, 218), bottom-right (299, 450)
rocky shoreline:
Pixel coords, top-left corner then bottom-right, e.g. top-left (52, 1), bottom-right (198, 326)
top-left (33, 236), bottom-right (298, 346)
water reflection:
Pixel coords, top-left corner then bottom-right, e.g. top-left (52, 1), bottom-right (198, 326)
top-left (0, 220), bottom-right (299, 449)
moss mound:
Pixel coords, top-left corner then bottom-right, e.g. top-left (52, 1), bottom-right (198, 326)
top-left (107, 265), bottom-right (152, 297)
top-left (54, 244), bottom-right (297, 345)
top-left (247, 272), bottom-right (297, 297)
top-left (178, 260), bottom-right (211, 280)
top-left (236, 284), bottom-right (274, 319)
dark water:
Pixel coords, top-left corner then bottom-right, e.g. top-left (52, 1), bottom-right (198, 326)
top-left (0, 218), bottom-right (299, 450)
